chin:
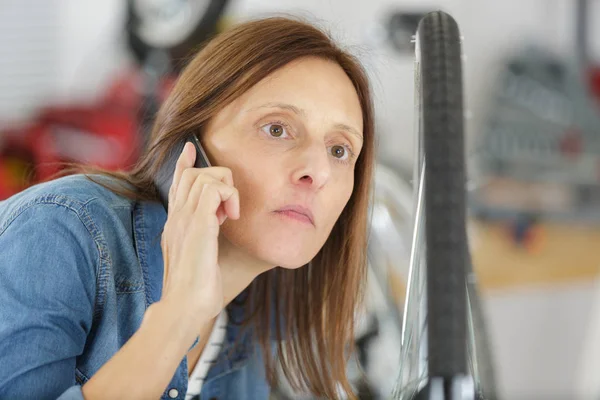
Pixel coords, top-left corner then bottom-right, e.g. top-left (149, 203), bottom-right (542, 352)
top-left (221, 214), bottom-right (328, 270)
top-left (250, 225), bottom-right (325, 269)
top-left (257, 242), bottom-right (317, 270)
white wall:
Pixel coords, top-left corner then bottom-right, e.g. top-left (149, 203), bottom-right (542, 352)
top-left (0, 0), bottom-right (132, 124)
top-left (54, 0), bottom-right (131, 105)
top-left (0, 0), bottom-right (60, 123)
top-left (486, 282), bottom-right (596, 399)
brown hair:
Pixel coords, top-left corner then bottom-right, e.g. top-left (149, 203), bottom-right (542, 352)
top-left (59, 16), bottom-right (375, 398)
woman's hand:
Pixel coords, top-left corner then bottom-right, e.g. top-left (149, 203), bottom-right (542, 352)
top-left (80, 143), bottom-right (240, 400)
top-left (159, 142), bottom-right (240, 324)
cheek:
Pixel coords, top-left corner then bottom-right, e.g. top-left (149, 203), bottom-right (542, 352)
top-left (217, 154), bottom-right (356, 267)
top-left (232, 157), bottom-right (278, 214)
top-left (217, 156), bottom-right (278, 247)
top-left (216, 147), bottom-right (277, 213)
top-left (326, 179), bottom-right (354, 222)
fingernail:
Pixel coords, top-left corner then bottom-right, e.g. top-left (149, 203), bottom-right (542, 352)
top-left (187, 143), bottom-right (196, 164)
top-left (181, 142), bottom-right (189, 157)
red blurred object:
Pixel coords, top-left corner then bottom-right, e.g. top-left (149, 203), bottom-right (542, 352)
top-left (558, 128), bottom-right (583, 158)
top-left (588, 67), bottom-right (600, 101)
top-left (0, 70), bottom-right (176, 200)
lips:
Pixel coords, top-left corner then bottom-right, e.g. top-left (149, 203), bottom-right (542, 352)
top-left (274, 205), bottom-right (315, 226)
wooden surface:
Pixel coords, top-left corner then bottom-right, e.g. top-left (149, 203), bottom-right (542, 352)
top-left (470, 220), bottom-right (600, 291)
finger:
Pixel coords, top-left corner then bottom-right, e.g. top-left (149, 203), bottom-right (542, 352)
top-left (178, 172), bottom-right (218, 213)
top-left (222, 188), bottom-right (240, 220)
top-left (173, 166), bottom-right (202, 212)
top-left (203, 182), bottom-right (239, 221)
top-left (199, 166), bottom-right (234, 187)
top-left (186, 175), bottom-right (233, 214)
top-left (160, 233), bottom-right (169, 291)
top-left (175, 167), bottom-right (235, 212)
top-left (217, 205), bottom-right (227, 225)
top-left (170, 142), bottom-right (196, 204)
top-left (194, 181), bottom-right (240, 225)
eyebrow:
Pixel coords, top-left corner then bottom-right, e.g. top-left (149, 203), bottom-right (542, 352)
top-left (249, 102), bottom-right (363, 142)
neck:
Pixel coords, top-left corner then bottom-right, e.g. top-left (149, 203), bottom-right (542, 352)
top-left (217, 235), bottom-right (273, 307)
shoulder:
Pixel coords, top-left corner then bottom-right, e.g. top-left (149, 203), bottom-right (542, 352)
top-left (0, 174), bottom-right (145, 312)
top-left (0, 175), bottom-right (141, 387)
top-left (0, 174), bottom-right (135, 234)
top-left (0, 176), bottom-right (123, 320)
top-left (0, 174), bottom-right (142, 280)
top-left (1, 173), bottom-right (134, 211)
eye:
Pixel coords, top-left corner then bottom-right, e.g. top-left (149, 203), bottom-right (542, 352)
top-left (331, 145), bottom-right (346, 159)
top-left (261, 123), bottom-right (289, 138)
top-left (329, 144), bottom-right (353, 162)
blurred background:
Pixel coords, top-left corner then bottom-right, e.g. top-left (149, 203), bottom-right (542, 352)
top-left (3, 0), bottom-right (600, 399)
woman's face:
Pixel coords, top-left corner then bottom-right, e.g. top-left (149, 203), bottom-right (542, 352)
top-left (203, 56), bottom-right (364, 269)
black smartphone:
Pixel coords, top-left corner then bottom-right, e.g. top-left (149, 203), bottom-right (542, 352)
top-left (154, 135), bottom-right (212, 210)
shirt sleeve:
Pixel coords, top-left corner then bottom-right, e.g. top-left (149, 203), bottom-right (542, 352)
top-left (0, 202), bottom-right (98, 399)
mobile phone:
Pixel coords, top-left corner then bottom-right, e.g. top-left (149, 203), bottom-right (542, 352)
top-left (154, 135), bottom-right (212, 210)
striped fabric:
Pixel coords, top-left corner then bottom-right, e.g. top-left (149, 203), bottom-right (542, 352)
top-left (185, 311), bottom-right (229, 399)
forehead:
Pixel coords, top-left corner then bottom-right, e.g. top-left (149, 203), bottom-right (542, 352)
top-left (230, 57), bottom-right (364, 130)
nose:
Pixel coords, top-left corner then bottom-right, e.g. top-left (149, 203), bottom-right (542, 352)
top-left (290, 143), bottom-right (331, 190)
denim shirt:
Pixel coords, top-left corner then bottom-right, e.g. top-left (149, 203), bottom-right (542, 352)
top-left (0, 174), bottom-right (271, 400)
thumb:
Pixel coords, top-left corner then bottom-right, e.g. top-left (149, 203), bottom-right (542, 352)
top-left (161, 234), bottom-right (169, 291)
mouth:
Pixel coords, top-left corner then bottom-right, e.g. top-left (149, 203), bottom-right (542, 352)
top-left (273, 205), bottom-right (315, 226)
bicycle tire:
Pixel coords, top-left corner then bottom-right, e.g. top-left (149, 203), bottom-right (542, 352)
top-left (417, 11), bottom-right (467, 378)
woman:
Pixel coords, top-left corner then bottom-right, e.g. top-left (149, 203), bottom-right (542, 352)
top-left (0, 16), bottom-right (375, 400)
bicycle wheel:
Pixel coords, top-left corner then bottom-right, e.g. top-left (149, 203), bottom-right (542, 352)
top-left (394, 11), bottom-right (474, 400)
